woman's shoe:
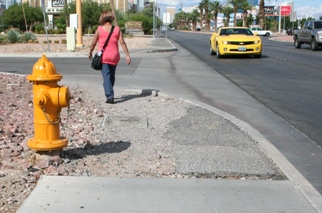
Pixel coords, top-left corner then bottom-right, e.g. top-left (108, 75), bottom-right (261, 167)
top-left (106, 98), bottom-right (114, 104)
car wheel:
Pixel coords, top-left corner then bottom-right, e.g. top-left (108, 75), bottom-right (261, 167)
top-left (216, 46), bottom-right (221, 58)
top-left (265, 32), bottom-right (270, 36)
top-left (310, 37), bottom-right (318, 51)
top-left (210, 46), bottom-right (215, 55)
top-left (294, 37), bottom-right (301, 49)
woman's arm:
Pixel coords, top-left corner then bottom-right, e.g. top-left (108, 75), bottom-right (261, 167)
top-left (119, 30), bottom-right (131, 65)
top-left (88, 29), bottom-right (99, 60)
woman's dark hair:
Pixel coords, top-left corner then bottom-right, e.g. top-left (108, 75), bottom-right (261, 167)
top-left (99, 11), bottom-right (114, 24)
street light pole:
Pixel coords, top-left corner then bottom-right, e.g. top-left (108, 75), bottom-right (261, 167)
top-left (155, 0), bottom-right (157, 36)
top-left (153, 0), bottom-right (155, 39)
top-left (41, 0), bottom-right (50, 52)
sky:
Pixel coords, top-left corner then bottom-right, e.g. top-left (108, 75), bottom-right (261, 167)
top-left (158, 0), bottom-right (322, 18)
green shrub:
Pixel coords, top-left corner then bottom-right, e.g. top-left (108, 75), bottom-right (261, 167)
top-left (61, 39), bottom-right (66, 44)
top-left (7, 29), bottom-right (22, 43)
top-left (0, 34), bottom-right (9, 44)
top-left (34, 23), bottom-right (44, 34)
top-left (43, 39), bottom-right (52, 44)
top-left (21, 31), bottom-right (37, 43)
top-left (54, 40), bottom-right (59, 43)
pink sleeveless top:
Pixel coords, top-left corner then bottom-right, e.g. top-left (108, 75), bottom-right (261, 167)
top-left (97, 25), bottom-right (120, 65)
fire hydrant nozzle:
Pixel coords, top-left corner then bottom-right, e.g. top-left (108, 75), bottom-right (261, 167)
top-left (27, 55), bottom-right (70, 151)
top-left (35, 92), bottom-right (48, 107)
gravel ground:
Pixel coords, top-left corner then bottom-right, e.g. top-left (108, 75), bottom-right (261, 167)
top-left (0, 36), bottom-right (192, 212)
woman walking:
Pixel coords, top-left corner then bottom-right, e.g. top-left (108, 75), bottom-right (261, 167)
top-left (89, 11), bottom-right (131, 104)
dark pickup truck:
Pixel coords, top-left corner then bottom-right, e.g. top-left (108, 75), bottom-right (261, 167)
top-left (293, 20), bottom-right (322, 51)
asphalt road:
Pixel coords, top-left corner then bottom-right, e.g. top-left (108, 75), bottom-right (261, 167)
top-left (166, 31), bottom-right (322, 149)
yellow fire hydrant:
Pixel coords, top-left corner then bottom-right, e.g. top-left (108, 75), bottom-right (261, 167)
top-left (27, 55), bottom-right (70, 151)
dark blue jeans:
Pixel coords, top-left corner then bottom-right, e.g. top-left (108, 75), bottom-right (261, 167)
top-left (101, 63), bottom-right (117, 99)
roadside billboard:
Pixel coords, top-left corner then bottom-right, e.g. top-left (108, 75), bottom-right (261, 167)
top-left (264, 6), bottom-right (292, 16)
top-left (264, 6), bottom-right (278, 15)
top-left (281, 6), bottom-right (291, 16)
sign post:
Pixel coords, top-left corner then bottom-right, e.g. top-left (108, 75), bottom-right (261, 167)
top-left (41, 0), bottom-right (50, 52)
top-left (67, 14), bottom-right (77, 51)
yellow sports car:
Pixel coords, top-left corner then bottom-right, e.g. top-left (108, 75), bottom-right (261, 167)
top-left (210, 27), bottom-right (262, 58)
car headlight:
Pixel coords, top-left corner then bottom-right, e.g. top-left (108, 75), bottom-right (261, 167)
top-left (318, 31), bottom-right (322, 36)
top-left (222, 41), bottom-right (228, 44)
top-left (254, 40), bottom-right (261, 44)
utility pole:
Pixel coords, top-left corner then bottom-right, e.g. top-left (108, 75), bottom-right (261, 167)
top-left (76, 0), bottom-right (83, 47)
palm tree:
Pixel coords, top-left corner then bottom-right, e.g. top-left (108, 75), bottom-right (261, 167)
top-left (240, 1), bottom-right (252, 27)
top-left (258, 0), bottom-right (264, 28)
top-left (221, 5), bottom-right (234, 27)
top-left (187, 9), bottom-right (200, 31)
top-left (198, 2), bottom-right (205, 30)
top-left (227, 0), bottom-right (244, 26)
top-left (209, 0), bottom-right (223, 32)
top-left (199, 0), bottom-right (211, 31)
top-left (175, 11), bottom-right (187, 30)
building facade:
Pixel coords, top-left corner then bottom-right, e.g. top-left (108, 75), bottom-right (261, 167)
top-left (166, 6), bottom-right (175, 24)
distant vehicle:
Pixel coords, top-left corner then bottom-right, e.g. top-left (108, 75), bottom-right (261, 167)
top-left (293, 20), bottom-right (322, 51)
top-left (161, 27), bottom-right (168, 32)
top-left (209, 27), bottom-right (262, 58)
top-left (250, 27), bottom-right (273, 36)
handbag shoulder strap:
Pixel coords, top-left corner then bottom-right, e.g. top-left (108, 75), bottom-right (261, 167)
top-left (101, 25), bottom-right (115, 51)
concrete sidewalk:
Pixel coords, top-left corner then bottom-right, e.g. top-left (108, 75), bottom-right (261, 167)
top-left (17, 34), bottom-right (322, 213)
top-left (269, 33), bottom-right (294, 42)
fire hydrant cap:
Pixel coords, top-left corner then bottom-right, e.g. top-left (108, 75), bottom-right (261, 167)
top-left (27, 55), bottom-right (62, 82)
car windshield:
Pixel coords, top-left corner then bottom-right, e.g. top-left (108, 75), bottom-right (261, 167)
top-left (220, 28), bottom-right (254, 36)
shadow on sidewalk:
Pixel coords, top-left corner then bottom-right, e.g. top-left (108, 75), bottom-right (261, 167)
top-left (115, 89), bottom-right (160, 104)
